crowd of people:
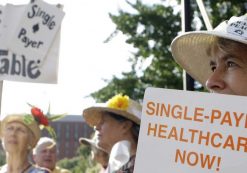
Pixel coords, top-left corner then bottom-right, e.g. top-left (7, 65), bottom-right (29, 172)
top-left (0, 13), bottom-right (246, 173)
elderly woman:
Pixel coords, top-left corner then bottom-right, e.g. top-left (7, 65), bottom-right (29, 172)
top-left (0, 106), bottom-right (52, 173)
top-left (83, 94), bottom-right (142, 173)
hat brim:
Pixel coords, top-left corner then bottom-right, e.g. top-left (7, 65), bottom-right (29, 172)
top-left (83, 107), bottom-right (141, 127)
top-left (171, 30), bottom-right (247, 86)
top-left (79, 137), bottom-right (107, 152)
top-left (79, 137), bottom-right (97, 147)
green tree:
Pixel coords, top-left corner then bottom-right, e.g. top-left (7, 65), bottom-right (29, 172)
top-left (90, 0), bottom-right (246, 102)
top-left (206, 0), bottom-right (246, 27)
top-left (91, 0), bottom-right (182, 102)
top-left (57, 145), bottom-right (100, 173)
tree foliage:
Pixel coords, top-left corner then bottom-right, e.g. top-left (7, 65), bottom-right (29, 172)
top-left (0, 149), bottom-right (6, 166)
top-left (57, 145), bottom-right (100, 173)
top-left (91, 0), bottom-right (182, 102)
top-left (90, 0), bottom-right (246, 102)
top-left (206, 0), bottom-right (246, 27)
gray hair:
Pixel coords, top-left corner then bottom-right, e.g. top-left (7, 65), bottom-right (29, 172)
top-left (33, 137), bottom-right (56, 155)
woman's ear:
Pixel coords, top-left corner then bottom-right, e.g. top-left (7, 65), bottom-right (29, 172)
top-left (121, 120), bottom-right (133, 133)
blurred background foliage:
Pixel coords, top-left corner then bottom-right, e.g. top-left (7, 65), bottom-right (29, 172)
top-left (57, 145), bottom-right (101, 173)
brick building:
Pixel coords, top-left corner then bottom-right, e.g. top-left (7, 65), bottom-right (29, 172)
top-left (42, 115), bottom-right (94, 160)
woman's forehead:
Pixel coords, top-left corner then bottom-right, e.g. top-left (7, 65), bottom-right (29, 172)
top-left (6, 121), bottom-right (26, 128)
top-left (209, 43), bottom-right (247, 63)
top-left (102, 113), bottom-right (112, 121)
top-left (101, 113), bottom-right (119, 123)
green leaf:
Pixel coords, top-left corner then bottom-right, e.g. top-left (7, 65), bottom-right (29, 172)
top-left (48, 114), bottom-right (66, 121)
top-left (46, 103), bottom-right (51, 116)
top-left (27, 103), bottom-right (34, 108)
top-left (46, 126), bottom-right (57, 139)
top-left (23, 115), bottom-right (34, 125)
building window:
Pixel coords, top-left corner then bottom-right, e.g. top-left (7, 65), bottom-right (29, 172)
top-left (74, 124), bottom-right (79, 140)
top-left (65, 124), bottom-right (70, 139)
top-left (56, 124), bottom-right (61, 140)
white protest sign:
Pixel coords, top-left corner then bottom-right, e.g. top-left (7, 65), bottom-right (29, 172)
top-left (0, 4), bottom-right (26, 48)
top-left (0, 5), bottom-right (5, 45)
top-left (134, 87), bottom-right (247, 173)
top-left (0, 2), bottom-right (63, 83)
top-left (0, 6), bottom-right (3, 24)
top-left (8, 0), bottom-right (65, 60)
top-left (0, 29), bottom-right (60, 83)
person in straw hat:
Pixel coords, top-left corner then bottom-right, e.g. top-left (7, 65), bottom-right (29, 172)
top-left (79, 132), bottom-right (109, 173)
top-left (83, 93), bottom-right (142, 173)
top-left (33, 137), bottom-right (71, 173)
top-left (171, 14), bottom-right (247, 95)
top-left (0, 105), bottom-right (54, 173)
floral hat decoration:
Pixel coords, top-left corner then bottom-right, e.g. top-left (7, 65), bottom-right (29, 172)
top-left (83, 93), bottom-right (142, 127)
top-left (26, 103), bottom-right (65, 138)
top-left (0, 104), bottom-right (64, 148)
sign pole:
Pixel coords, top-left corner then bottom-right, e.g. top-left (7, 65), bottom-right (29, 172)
top-left (182, 0), bottom-right (195, 91)
top-left (0, 81), bottom-right (3, 117)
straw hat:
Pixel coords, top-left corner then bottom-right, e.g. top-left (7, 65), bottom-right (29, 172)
top-left (0, 114), bottom-right (41, 148)
top-left (79, 131), bottom-right (98, 147)
top-left (79, 137), bottom-right (97, 147)
top-left (79, 131), bottom-right (107, 152)
top-left (83, 94), bottom-right (142, 127)
top-left (171, 14), bottom-right (247, 86)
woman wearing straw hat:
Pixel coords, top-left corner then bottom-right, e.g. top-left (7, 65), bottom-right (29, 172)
top-left (171, 14), bottom-right (247, 96)
top-left (0, 105), bottom-right (59, 173)
top-left (79, 132), bottom-right (109, 173)
top-left (83, 94), bottom-right (142, 173)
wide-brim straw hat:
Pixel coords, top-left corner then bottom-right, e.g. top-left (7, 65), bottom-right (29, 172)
top-left (79, 137), bottom-right (101, 150)
top-left (171, 14), bottom-right (247, 86)
top-left (0, 114), bottom-right (41, 148)
top-left (83, 94), bottom-right (142, 127)
top-left (79, 134), bottom-right (107, 152)
top-left (79, 137), bottom-right (96, 146)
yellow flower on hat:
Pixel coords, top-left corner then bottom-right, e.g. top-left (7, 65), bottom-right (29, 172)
top-left (107, 94), bottom-right (129, 111)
